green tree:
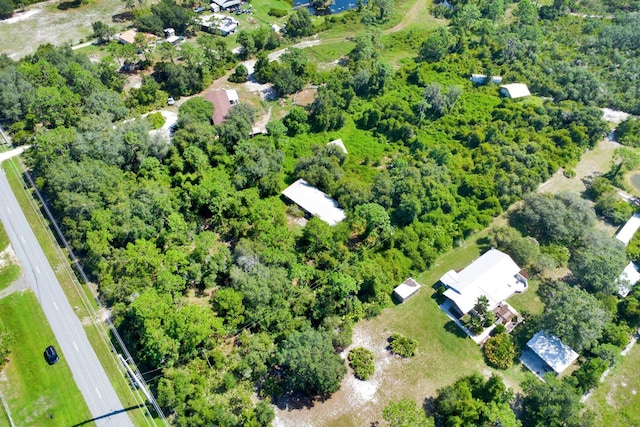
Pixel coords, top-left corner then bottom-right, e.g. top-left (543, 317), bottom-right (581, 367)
top-left (92, 21), bottom-right (115, 44)
top-left (229, 64), bottom-right (249, 83)
top-left (0, 0), bottom-right (13, 19)
top-left (285, 9), bottom-right (314, 38)
top-left (419, 27), bottom-right (453, 62)
top-left (178, 96), bottom-right (214, 127)
top-left (483, 333), bottom-right (515, 369)
top-left (540, 281), bottom-right (612, 352)
top-left (276, 327), bottom-right (346, 396)
top-left (521, 374), bottom-right (593, 427)
top-left (212, 288), bottom-right (245, 331)
top-left (510, 192), bottom-right (596, 247)
top-left (568, 230), bottom-right (628, 294)
top-left (348, 347), bottom-right (375, 380)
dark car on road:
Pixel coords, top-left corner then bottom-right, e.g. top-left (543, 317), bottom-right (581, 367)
top-left (44, 345), bottom-right (59, 365)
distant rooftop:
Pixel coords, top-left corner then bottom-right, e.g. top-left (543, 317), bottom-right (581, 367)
top-left (282, 179), bottom-right (345, 226)
top-left (500, 83), bottom-right (531, 99)
top-left (618, 262), bottom-right (640, 298)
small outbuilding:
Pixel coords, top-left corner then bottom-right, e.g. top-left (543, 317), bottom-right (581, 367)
top-left (327, 138), bottom-right (347, 154)
top-left (393, 278), bottom-right (421, 303)
top-left (281, 179), bottom-right (345, 226)
top-left (470, 74), bottom-right (503, 85)
top-left (500, 83), bottom-right (531, 99)
top-left (521, 331), bottom-right (578, 377)
top-left (616, 213), bottom-right (640, 246)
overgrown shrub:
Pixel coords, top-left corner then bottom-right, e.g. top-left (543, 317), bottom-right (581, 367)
top-left (483, 333), bottom-right (515, 369)
top-left (348, 347), bottom-right (375, 380)
top-left (389, 333), bottom-right (417, 357)
top-left (268, 7), bottom-right (288, 17)
top-left (146, 112), bottom-right (165, 130)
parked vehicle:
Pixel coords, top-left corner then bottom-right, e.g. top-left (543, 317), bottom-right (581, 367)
top-left (44, 345), bottom-right (59, 365)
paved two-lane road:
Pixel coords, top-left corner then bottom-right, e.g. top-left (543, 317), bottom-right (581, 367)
top-left (0, 153), bottom-right (133, 426)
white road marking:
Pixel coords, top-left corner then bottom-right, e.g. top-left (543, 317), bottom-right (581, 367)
top-left (35, 265), bottom-right (40, 274)
top-left (53, 301), bottom-right (59, 311)
top-left (95, 388), bottom-right (102, 399)
top-left (20, 235), bottom-right (25, 243)
top-left (72, 341), bottom-right (79, 352)
top-left (5, 207), bottom-right (9, 213)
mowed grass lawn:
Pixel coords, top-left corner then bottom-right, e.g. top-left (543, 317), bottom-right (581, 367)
top-left (587, 340), bottom-right (640, 426)
top-left (0, 291), bottom-right (91, 426)
top-left (363, 230), bottom-right (535, 400)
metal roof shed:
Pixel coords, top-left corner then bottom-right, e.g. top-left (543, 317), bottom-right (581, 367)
top-left (526, 331), bottom-right (578, 375)
top-left (282, 179), bottom-right (345, 226)
top-left (500, 83), bottom-right (531, 99)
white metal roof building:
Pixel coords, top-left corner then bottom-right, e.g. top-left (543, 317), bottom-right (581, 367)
top-left (618, 261), bottom-right (640, 297)
top-left (616, 213), bottom-right (640, 246)
top-left (441, 248), bottom-right (527, 316)
top-left (327, 138), bottom-right (348, 154)
top-left (281, 179), bottom-right (346, 226)
top-left (393, 278), bottom-right (421, 303)
top-left (525, 331), bottom-right (579, 375)
top-left (500, 83), bottom-right (531, 99)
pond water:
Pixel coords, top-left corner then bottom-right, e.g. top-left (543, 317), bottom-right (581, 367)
top-left (294, 0), bottom-right (360, 14)
top-left (630, 173), bottom-right (640, 193)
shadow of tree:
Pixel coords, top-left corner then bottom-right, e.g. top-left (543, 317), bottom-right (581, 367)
top-left (444, 320), bottom-right (468, 339)
top-left (57, 0), bottom-right (82, 10)
top-left (274, 392), bottom-right (319, 411)
top-left (112, 11), bottom-right (134, 22)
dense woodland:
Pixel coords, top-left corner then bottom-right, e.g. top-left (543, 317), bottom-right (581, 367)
top-left (1, 0), bottom-right (640, 425)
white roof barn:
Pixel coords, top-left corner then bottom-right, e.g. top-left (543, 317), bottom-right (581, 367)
top-left (616, 213), bottom-right (640, 246)
top-left (470, 74), bottom-right (503, 84)
top-left (393, 278), bottom-right (421, 303)
top-left (524, 331), bottom-right (579, 376)
top-left (500, 83), bottom-right (531, 99)
top-left (327, 138), bottom-right (348, 154)
top-left (281, 179), bottom-right (345, 226)
top-left (618, 262), bottom-right (640, 297)
top-left (441, 248), bottom-right (527, 316)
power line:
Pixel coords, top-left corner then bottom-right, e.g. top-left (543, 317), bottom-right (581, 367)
top-left (0, 132), bottom-right (167, 426)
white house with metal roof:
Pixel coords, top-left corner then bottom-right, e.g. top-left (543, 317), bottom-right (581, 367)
top-left (521, 331), bottom-right (579, 377)
top-left (440, 248), bottom-right (527, 317)
top-left (500, 83), bottom-right (531, 99)
top-left (281, 179), bottom-right (345, 226)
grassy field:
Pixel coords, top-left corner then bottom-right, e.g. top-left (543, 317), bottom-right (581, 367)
top-left (0, 291), bottom-right (91, 426)
top-left (1, 158), bottom-right (157, 426)
top-left (0, 0), bottom-right (129, 59)
top-left (587, 340), bottom-right (640, 426)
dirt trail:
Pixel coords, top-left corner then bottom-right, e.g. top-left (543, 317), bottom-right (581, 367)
top-left (384, 0), bottom-right (428, 34)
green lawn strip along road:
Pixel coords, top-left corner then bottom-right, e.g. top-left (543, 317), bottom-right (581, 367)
top-left (0, 291), bottom-right (91, 426)
top-left (1, 158), bottom-right (157, 427)
top-left (0, 223), bottom-right (20, 292)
